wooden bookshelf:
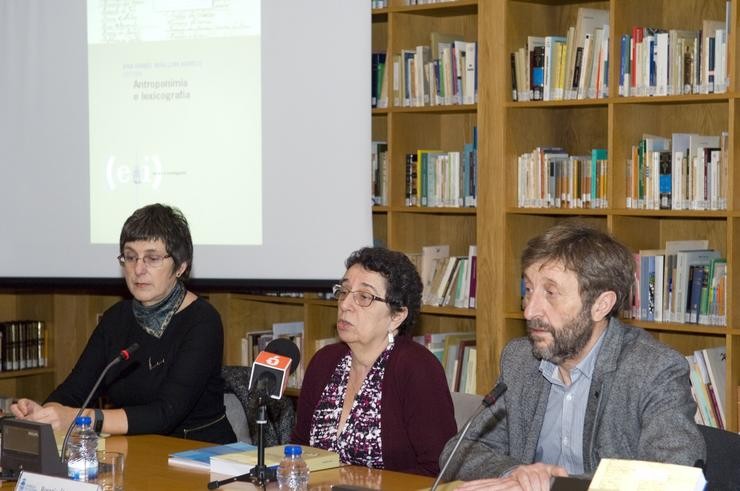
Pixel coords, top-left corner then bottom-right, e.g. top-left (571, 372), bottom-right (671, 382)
top-left (483, 0), bottom-right (740, 432)
top-left (371, 0), bottom-right (480, 387)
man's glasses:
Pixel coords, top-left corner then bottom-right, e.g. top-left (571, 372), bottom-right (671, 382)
top-left (117, 253), bottom-right (172, 268)
top-left (332, 284), bottom-right (389, 308)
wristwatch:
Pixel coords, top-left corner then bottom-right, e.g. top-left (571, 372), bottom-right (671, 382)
top-left (94, 408), bottom-right (104, 434)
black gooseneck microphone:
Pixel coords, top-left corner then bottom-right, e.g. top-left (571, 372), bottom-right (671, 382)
top-left (208, 338), bottom-right (301, 490)
top-left (431, 382), bottom-right (508, 491)
top-left (59, 343), bottom-right (140, 463)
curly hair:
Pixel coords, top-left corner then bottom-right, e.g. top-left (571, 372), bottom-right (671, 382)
top-left (344, 247), bottom-right (422, 335)
top-left (521, 221), bottom-right (634, 318)
top-left (119, 203), bottom-right (194, 280)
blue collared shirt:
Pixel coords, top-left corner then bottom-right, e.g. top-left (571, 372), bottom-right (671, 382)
top-left (535, 330), bottom-right (606, 475)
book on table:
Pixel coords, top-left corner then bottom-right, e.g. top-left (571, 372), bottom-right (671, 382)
top-left (168, 441), bottom-right (255, 471)
top-left (209, 444), bottom-right (340, 477)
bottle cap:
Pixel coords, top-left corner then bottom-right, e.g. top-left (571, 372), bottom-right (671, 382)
top-left (75, 416), bottom-right (92, 426)
top-left (284, 445), bottom-right (302, 456)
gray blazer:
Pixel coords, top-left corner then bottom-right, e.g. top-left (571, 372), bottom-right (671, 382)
top-left (440, 318), bottom-right (705, 480)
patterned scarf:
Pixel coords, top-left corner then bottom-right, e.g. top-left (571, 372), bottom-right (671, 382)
top-left (132, 280), bottom-right (186, 338)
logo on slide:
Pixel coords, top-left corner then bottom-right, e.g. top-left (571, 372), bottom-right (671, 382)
top-left (105, 155), bottom-right (163, 190)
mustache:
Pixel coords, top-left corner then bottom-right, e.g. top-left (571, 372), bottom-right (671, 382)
top-left (527, 318), bottom-right (554, 333)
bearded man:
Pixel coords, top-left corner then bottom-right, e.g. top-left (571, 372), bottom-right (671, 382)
top-left (439, 221), bottom-right (705, 490)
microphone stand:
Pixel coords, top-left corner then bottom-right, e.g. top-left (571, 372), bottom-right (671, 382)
top-left (208, 391), bottom-right (276, 490)
top-left (59, 348), bottom-right (133, 463)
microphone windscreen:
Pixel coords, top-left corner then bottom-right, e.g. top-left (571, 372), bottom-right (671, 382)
top-left (264, 338), bottom-right (300, 374)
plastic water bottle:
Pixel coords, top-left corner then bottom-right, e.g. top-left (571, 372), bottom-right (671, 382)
top-left (67, 415), bottom-right (99, 482)
top-left (276, 445), bottom-right (309, 490)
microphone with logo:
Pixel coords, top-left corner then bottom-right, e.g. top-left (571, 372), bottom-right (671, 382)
top-left (59, 343), bottom-right (140, 463)
top-left (431, 381), bottom-right (508, 491)
top-left (208, 338), bottom-right (301, 490)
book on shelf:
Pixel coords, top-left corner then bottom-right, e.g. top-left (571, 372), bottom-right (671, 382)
top-left (440, 333), bottom-right (476, 391)
top-left (0, 320), bottom-right (48, 371)
top-left (210, 444), bottom-right (340, 477)
top-left (699, 346), bottom-right (727, 429)
top-left (686, 353), bottom-right (719, 428)
top-left (168, 442), bottom-right (255, 471)
top-left (271, 322), bottom-right (304, 387)
top-left (420, 245), bottom-right (450, 305)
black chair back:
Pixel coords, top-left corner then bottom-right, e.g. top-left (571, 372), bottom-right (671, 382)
top-left (698, 424), bottom-right (740, 491)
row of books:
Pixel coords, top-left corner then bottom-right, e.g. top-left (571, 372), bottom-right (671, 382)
top-left (0, 320), bottom-right (47, 372)
top-left (391, 32), bottom-right (477, 108)
top-left (371, 140), bottom-right (388, 206)
top-left (413, 331), bottom-right (476, 394)
top-left (240, 321), bottom-right (305, 388)
top-left (686, 346), bottom-right (727, 429)
top-left (624, 241), bottom-right (726, 326)
top-left (618, 15), bottom-right (731, 97)
top-left (371, 0), bottom-right (387, 9)
top-left (407, 244), bottom-right (477, 309)
top-left (404, 140), bottom-right (477, 208)
top-left (626, 132), bottom-right (728, 211)
top-left (511, 8), bottom-right (609, 102)
top-left (517, 147), bottom-right (608, 209)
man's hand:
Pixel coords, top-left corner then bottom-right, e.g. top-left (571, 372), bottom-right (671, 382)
top-left (455, 463), bottom-right (569, 491)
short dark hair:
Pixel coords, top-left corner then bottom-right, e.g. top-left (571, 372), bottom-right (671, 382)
top-left (521, 221), bottom-right (634, 317)
top-left (119, 203), bottom-right (193, 280)
top-left (344, 246), bottom-right (422, 335)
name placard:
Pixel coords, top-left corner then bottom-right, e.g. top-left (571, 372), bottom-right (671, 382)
top-left (14, 470), bottom-right (100, 491)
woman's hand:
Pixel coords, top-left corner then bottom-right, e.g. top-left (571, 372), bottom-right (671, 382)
top-left (10, 399), bottom-right (79, 431)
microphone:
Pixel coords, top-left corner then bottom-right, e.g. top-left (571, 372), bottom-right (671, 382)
top-left (59, 343), bottom-right (140, 463)
top-left (247, 338), bottom-right (300, 400)
top-left (431, 382), bottom-right (508, 491)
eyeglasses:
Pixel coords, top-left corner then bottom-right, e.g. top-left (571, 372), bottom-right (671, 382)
top-left (117, 253), bottom-right (172, 268)
top-left (332, 284), bottom-right (388, 308)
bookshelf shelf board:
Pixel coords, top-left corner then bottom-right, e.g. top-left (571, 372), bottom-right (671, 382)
top-left (391, 206), bottom-right (477, 215)
top-left (609, 210), bottom-right (730, 218)
top-left (390, 104), bottom-right (477, 114)
top-left (506, 208), bottom-right (609, 216)
top-left (636, 322), bottom-right (731, 336)
top-left (372, 206), bottom-right (390, 213)
top-left (506, 99), bottom-right (609, 109)
top-left (371, 108), bottom-right (389, 115)
top-left (611, 93), bottom-right (731, 105)
top-left (229, 294), bottom-right (317, 305)
top-left (393, 1), bottom-right (478, 16)
top-left (421, 305), bottom-right (476, 317)
top-left (0, 368), bottom-right (55, 380)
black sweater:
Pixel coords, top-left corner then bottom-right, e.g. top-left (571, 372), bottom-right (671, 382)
top-left (47, 298), bottom-right (235, 443)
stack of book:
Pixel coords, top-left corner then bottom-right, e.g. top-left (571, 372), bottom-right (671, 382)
top-left (413, 331), bottom-right (477, 394)
top-left (0, 320), bottom-right (47, 372)
top-left (511, 8), bottom-right (609, 102)
top-left (169, 443), bottom-right (340, 477)
top-left (686, 346), bottom-right (727, 429)
top-left (618, 14), bottom-right (730, 97)
top-left (626, 240), bottom-right (726, 326)
top-left (407, 244), bottom-right (477, 309)
top-left (625, 132), bottom-right (729, 211)
top-left (517, 147), bottom-right (608, 209)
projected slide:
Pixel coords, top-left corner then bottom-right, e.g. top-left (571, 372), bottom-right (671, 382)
top-left (87, 0), bottom-right (261, 245)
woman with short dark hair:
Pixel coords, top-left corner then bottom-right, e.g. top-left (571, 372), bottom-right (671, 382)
top-left (11, 203), bottom-right (235, 444)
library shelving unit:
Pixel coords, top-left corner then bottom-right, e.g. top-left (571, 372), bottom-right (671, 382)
top-left (372, 0), bottom-right (480, 383)
top-left (484, 0), bottom-right (740, 431)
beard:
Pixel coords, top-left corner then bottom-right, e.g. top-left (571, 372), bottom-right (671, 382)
top-left (527, 304), bottom-right (594, 364)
